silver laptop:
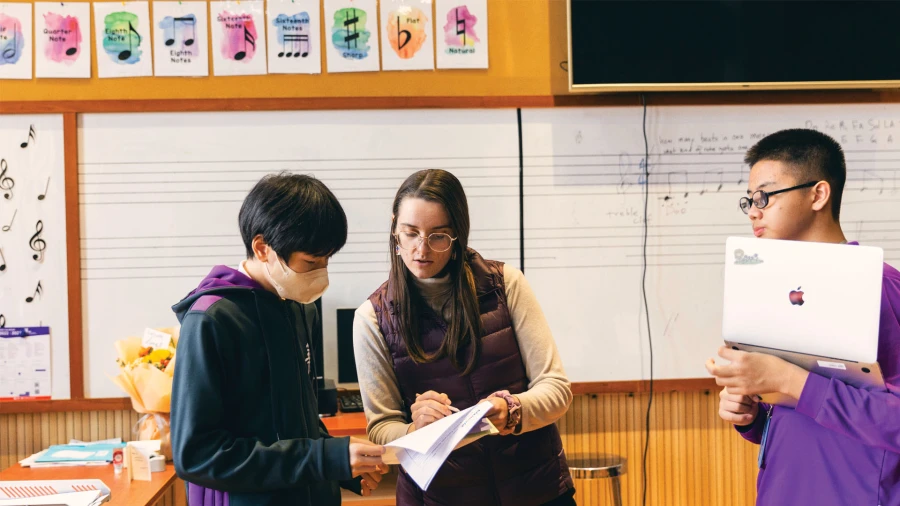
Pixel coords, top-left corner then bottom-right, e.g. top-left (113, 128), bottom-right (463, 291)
top-left (722, 236), bottom-right (885, 406)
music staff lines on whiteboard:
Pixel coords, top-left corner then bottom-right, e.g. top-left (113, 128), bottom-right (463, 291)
top-left (79, 154), bottom-right (520, 166)
top-left (80, 173), bottom-right (517, 183)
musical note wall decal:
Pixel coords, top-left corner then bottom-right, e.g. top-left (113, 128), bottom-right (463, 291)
top-left (0, 247), bottom-right (6, 272)
top-left (38, 177), bottom-right (51, 200)
top-left (278, 34), bottom-right (309, 57)
top-left (233, 25), bottom-right (256, 60)
top-left (29, 220), bottom-right (47, 262)
top-left (443, 5), bottom-right (479, 50)
top-left (2, 209), bottom-right (16, 232)
top-left (0, 159), bottom-right (14, 200)
top-left (386, 6), bottom-right (428, 60)
top-left (100, 11), bottom-right (145, 65)
top-left (164, 15), bottom-right (196, 47)
top-left (330, 6), bottom-right (372, 60)
top-left (26, 281), bottom-right (43, 303)
top-left (0, 20), bottom-right (21, 63)
top-left (20, 124), bottom-right (36, 148)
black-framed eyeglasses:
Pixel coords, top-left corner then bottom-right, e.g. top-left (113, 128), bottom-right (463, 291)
top-left (739, 181), bottom-right (819, 214)
top-left (394, 232), bottom-right (458, 252)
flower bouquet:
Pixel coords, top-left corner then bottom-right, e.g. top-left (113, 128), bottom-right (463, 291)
top-left (111, 327), bottom-right (179, 460)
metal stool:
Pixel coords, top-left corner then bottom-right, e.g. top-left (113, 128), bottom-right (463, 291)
top-left (568, 455), bottom-right (627, 506)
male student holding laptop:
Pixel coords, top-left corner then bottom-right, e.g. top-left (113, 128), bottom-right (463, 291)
top-left (705, 129), bottom-right (900, 505)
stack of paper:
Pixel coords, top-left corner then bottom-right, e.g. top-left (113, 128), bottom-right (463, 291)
top-left (384, 401), bottom-right (498, 490)
top-left (0, 480), bottom-right (110, 505)
top-left (0, 490), bottom-right (106, 506)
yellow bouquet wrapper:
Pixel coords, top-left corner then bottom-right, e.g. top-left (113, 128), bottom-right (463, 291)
top-left (111, 327), bottom-right (179, 460)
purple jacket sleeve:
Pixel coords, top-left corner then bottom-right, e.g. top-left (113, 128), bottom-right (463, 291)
top-left (794, 374), bottom-right (900, 454)
top-left (734, 403), bottom-right (772, 444)
top-left (793, 269), bottom-right (900, 454)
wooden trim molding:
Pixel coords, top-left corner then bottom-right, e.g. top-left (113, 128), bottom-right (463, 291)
top-left (1, 89), bottom-right (898, 115)
top-left (63, 112), bottom-right (84, 400)
top-left (571, 378), bottom-right (718, 395)
top-left (0, 379), bottom-right (718, 413)
top-left (0, 397), bottom-right (133, 414)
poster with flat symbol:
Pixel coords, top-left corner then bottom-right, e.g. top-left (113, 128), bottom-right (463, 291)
top-left (211, 0), bottom-right (267, 76)
top-left (0, 114), bottom-right (70, 400)
top-left (0, 3), bottom-right (34, 79)
top-left (324, 0), bottom-right (380, 73)
top-left (435, 0), bottom-right (487, 69)
top-left (93, 1), bottom-right (153, 78)
top-left (380, 0), bottom-right (433, 72)
top-left (152, 1), bottom-right (208, 77)
top-left (266, 0), bottom-right (320, 74)
top-left (35, 2), bottom-right (92, 79)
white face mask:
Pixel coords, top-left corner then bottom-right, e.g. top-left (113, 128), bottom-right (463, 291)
top-left (263, 251), bottom-right (329, 303)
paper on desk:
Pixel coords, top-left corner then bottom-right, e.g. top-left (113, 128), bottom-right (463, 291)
top-left (0, 490), bottom-right (105, 506)
top-left (383, 401), bottom-right (495, 490)
top-left (0, 481), bottom-right (109, 501)
top-left (127, 442), bottom-right (153, 481)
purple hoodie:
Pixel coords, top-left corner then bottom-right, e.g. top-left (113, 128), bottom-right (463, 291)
top-left (737, 249), bottom-right (900, 505)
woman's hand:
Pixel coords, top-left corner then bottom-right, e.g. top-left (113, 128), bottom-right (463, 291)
top-left (409, 391), bottom-right (453, 432)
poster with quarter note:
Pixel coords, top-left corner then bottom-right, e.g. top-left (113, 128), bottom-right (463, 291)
top-left (35, 2), bottom-right (92, 79)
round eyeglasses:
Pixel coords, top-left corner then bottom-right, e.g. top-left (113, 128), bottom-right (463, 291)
top-left (739, 181), bottom-right (818, 214)
top-left (394, 232), bottom-right (457, 252)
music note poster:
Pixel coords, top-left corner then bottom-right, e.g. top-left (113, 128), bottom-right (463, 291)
top-left (0, 3), bottom-right (34, 80)
top-left (267, 0), bottom-right (321, 74)
top-left (0, 114), bottom-right (69, 400)
top-left (93, 1), bottom-right (153, 78)
top-left (211, 1), bottom-right (267, 76)
top-left (324, 0), bottom-right (380, 73)
top-left (153, 1), bottom-right (208, 77)
top-left (380, 0), bottom-right (434, 71)
top-left (35, 2), bottom-right (92, 79)
top-left (435, 0), bottom-right (487, 69)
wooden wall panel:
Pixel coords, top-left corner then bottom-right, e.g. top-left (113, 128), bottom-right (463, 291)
top-left (557, 391), bottom-right (759, 506)
top-left (1, 392), bottom-right (759, 506)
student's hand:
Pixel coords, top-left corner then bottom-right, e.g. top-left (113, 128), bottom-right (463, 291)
top-left (358, 470), bottom-right (387, 496)
top-left (348, 437), bottom-right (386, 478)
top-left (409, 391), bottom-right (453, 432)
top-left (479, 396), bottom-right (515, 435)
top-left (717, 387), bottom-right (759, 426)
top-left (705, 346), bottom-right (809, 400)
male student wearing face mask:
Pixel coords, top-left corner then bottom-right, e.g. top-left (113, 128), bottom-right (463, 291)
top-left (171, 173), bottom-right (387, 506)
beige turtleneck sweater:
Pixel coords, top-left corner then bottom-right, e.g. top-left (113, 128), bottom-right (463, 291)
top-left (352, 264), bottom-right (572, 445)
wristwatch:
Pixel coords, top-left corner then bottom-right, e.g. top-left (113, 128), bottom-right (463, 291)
top-left (490, 390), bottom-right (521, 430)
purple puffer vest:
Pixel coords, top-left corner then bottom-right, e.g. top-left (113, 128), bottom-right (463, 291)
top-left (369, 249), bottom-right (573, 506)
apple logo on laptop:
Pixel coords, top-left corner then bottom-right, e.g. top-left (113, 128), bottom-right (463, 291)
top-left (789, 287), bottom-right (805, 306)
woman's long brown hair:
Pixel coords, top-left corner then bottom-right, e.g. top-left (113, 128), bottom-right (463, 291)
top-left (389, 169), bottom-right (483, 375)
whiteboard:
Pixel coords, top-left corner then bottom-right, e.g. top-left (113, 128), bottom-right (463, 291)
top-left (521, 104), bottom-right (900, 383)
top-left (0, 114), bottom-right (70, 400)
top-left (78, 109), bottom-right (521, 397)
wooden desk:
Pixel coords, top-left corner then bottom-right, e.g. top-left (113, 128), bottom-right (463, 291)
top-left (0, 463), bottom-right (178, 506)
top-left (321, 411), bottom-right (368, 437)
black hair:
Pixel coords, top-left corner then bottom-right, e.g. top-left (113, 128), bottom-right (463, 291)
top-left (744, 128), bottom-right (846, 220)
top-left (239, 172), bottom-right (348, 259)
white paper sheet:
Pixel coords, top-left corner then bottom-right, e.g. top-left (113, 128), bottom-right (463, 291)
top-left (384, 401), bottom-right (494, 490)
